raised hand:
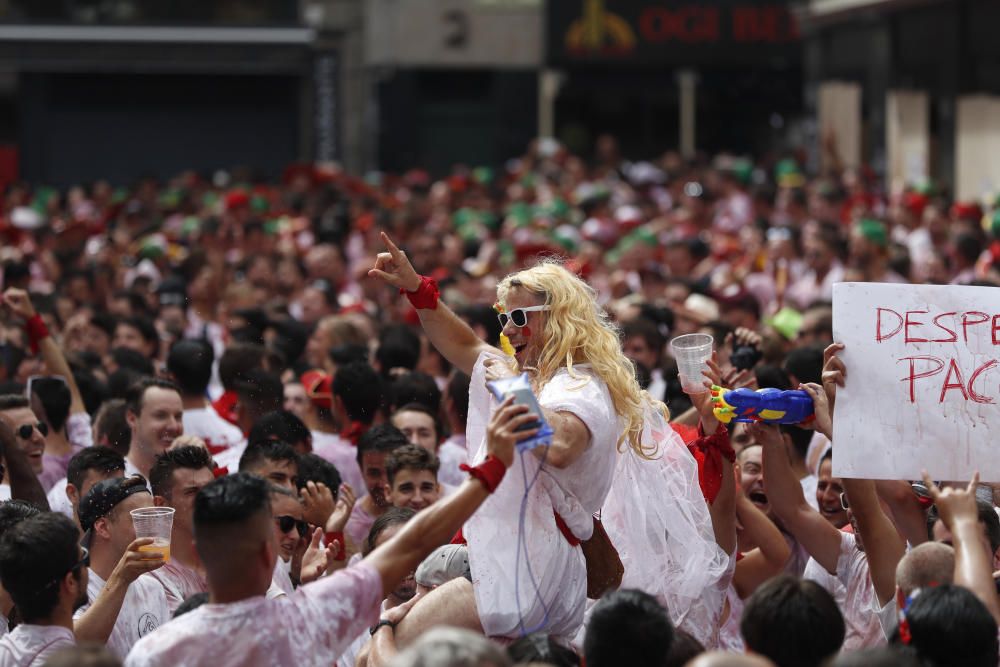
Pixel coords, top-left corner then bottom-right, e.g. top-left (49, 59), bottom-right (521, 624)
top-left (325, 483), bottom-right (356, 534)
top-left (301, 481), bottom-right (336, 528)
top-left (111, 538), bottom-right (166, 585)
top-left (821, 343), bottom-right (846, 413)
top-left (800, 382), bottom-right (832, 440)
top-left (486, 396), bottom-right (539, 467)
top-left (2, 288), bottom-right (36, 321)
top-left (368, 232), bottom-right (421, 292)
top-left (923, 471), bottom-right (980, 531)
top-left (299, 528), bottom-right (332, 585)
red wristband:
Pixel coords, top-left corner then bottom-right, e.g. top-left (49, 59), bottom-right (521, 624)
top-left (25, 314), bottom-right (49, 354)
top-left (325, 531), bottom-right (347, 561)
top-left (400, 275), bottom-right (440, 310)
top-left (460, 455), bottom-right (507, 494)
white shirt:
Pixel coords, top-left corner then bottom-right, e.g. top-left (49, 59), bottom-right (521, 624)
top-left (271, 558), bottom-right (295, 598)
top-left (802, 532), bottom-right (884, 650)
top-left (211, 440), bottom-right (247, 473)
top-left (182, 407), bottom-right (244, 455)
top-left (0, 624), bottom-right (74, 667)
top-left (125, 562), bottom-right (382, 667)
top-left (801, 474), bottom-right (819, 511)
top-left (874, 595), bottom-right (897, 640)
top-left (311, 432), bottom-right (365, 498)
top-left (45, 479), bottom-right (74, 520)
top-left (74, 569), bottom-right (170, 659)
top-left (0, 486), bottom-right (10, 503)
top-left (124, 458), bottom-right (145, 480)
top-left (436, 436), bottom-right (467, 489)
top-left (146, 559), bottom-right (207, 615)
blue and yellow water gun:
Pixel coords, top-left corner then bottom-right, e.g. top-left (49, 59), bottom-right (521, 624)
top-left (710, 386), bottom-right (814, 425)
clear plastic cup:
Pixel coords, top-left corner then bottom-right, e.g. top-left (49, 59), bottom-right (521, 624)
top-left (670, 333), bottom-right (714, 394)
top-left (131, 507), bottom-right (174, 562)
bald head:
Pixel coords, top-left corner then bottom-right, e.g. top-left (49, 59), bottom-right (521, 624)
top-left (896, 542), bottom-right (954, 596)
top-left (686, 653), bottom-right (774, 667)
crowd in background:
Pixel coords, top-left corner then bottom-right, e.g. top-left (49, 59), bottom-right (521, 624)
top-left (0, 134), bottom-right (997, 666)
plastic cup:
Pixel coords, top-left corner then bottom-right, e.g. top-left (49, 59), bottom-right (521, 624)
top-left (670, 333), bottom-right (714, 394)
top-left (131, 507), bottom-right (174, 562)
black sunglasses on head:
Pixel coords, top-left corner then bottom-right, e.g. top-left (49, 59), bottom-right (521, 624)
top-left (17, 422), bottom-right (48, 439)
top-left (275, 515), bottom-right (309, 538)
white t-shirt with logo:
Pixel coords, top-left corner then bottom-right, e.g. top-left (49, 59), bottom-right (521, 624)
top-left (75, 569), bottom-right (170, 659)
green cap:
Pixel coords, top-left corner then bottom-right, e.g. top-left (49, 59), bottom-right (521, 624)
top-left (765, 307), bottom-right (803, 340)
top-left (855, 218), bottom-right (888, 248)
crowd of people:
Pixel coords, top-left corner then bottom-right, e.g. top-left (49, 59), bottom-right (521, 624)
top-left (0, 134), bottom-right (997, 667)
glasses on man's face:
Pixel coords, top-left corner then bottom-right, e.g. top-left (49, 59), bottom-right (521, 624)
top-left (16, 422), bottom-right (48, 439)
top-left (497, 305), bottom-right (551, 329)
top-left (275, 515), bottom-right (309, 538)
top-left (33, 546), bottom-right (89, 597)
top-left (840, 492), bottom-right (850, 511)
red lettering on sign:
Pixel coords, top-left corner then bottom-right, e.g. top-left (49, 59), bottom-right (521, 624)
top-left (962, 311), bottom-right (989, 342)
top-left (992, 314), bottom-right (1000, 345)
top-left (931, 312), bottom-right (958, 343)
top-left (968, 360), bottom-right (999, 404)
top-left (898, 355), bottom-right (945, 403)
top-left (639, 7), bottom-right (720, 43)
top-left (904, 310), bottom-right (929, 343)
top-left (876, 307), bottom-right (904, 342)
top-left (939, 358), bottom-right (970, 402)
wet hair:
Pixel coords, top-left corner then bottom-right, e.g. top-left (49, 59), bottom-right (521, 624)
top-left (392, 402), bottom-right (442, 444)
top-left (331, 361), bottom-right (382, 424)
top-left (0, 513), bottom-right (81, 622)
top-left (0, 500), bottom-right (42, 538)
top-left (389, 372), bottom-right (441, 413)
top-left (167, 339), bottom-right (215, 396)
top-left (173, 592), bottom-right (209, 619)
top-left (585, 589), bottom-right (674, 667)
top-left (0, 394), bottom-right (29, 412)
top-left (364, 506), bottom-right (415, 556)
top-left (376, 325), bottom-right (421, 375)
top-left (239, 440), bottom-right (299, 474)
top-left (446, 371), bottom-right (471, 424)
top-left (149, 446), bottom-right (215, 500)
top-left (897, 584), bottom-right (998, 667)
top-left (295, 453), bottom-right (342, 494)
top-left (94, 399), bottom-right (131, 457)
top-left (125, 377), bottom-right (181, 416)
top-left (233, 369), bottom-right (284, 419)
top-left (248, 410), bottom-right (312, 451)
top-left (30, 377), bottom-right (72, 432)
top-left (218, 342), bottom-right (265, 392)
top-left (356, 423), bottom-right (409, 467)
top-left (386, 444), bottom-right (440, 487)
top-left (507, 633), bottom-right (579, 667)
top-left (741, 575), bottom-right (844, 667)
top-left (67, 448), bottom-right (126, 491)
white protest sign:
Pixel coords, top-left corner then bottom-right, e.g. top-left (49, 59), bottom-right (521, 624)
top-left (833, 282), bottom-right (1000, 482)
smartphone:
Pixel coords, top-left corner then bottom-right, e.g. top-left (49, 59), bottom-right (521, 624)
top-left (508, 387), bottom-right (543, 433)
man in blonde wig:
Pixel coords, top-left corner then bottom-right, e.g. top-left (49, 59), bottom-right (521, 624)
top-left (370, 232), bottom-right (726, 645)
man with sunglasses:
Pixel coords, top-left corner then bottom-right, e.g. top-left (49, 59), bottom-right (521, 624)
top-left (0, 513), bottom-right (86, 666)
top-left (268, 484), bottom-right (310, 597)
top-left (73, 476), bottom-right (169, 659)
top-left (0, 396), bottom-right (47, 483)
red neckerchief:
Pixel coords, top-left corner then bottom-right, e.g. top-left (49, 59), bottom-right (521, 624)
top-left (340, 421), bottom-right (367, 446)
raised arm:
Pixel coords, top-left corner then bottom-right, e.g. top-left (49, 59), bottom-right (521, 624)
top-left (733, 490), bottom-right (792, 599)
top-left (368, 232), bottom-right (496, 376)
top-left (3, 289), bottom-right (86, 416)
top-left (841, 478), bottom-right (905, 606)
top-left (755, 421), bottom-right (842, 574)
top-left (364, 397), bottom-right (529, 596)
top-left (924, 472), bottom-right (1000, 625)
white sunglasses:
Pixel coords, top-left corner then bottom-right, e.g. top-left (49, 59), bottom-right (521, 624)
top-left (497, 305), bottom-right (551, 328)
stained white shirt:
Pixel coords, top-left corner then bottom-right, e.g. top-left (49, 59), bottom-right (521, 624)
top-left (125, 562), bottom-right (382, 667)
top-left (311, 432), bottom-right (365, 498)
top-left (75, 569), bottom-right (170, 658)
top-left (146, 559), bottom-right (207, 615)
top-left (436, 436), bottom-right (467, 489)
top-left (802, 532), bottom-right (884, 650)
top-left (182, 407), bottom-right (244, 455)
top-left (46, 478), bottom-right (73, 519)
top-left (0, 624), bottom-right (74, 667)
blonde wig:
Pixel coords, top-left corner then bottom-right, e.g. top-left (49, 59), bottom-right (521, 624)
top-left (497, 261), bottom-right (665, 457)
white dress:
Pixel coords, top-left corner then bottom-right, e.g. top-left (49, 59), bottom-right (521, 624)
top-left (598, 402), bottom-right (731, 648)
top-left (463, 352), bottom-right (619, 641)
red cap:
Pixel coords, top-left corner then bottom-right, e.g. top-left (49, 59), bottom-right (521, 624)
top-left (301, 369), bottom-right (333, 410)
top-left (951, 201), bottom-right (983, 222)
